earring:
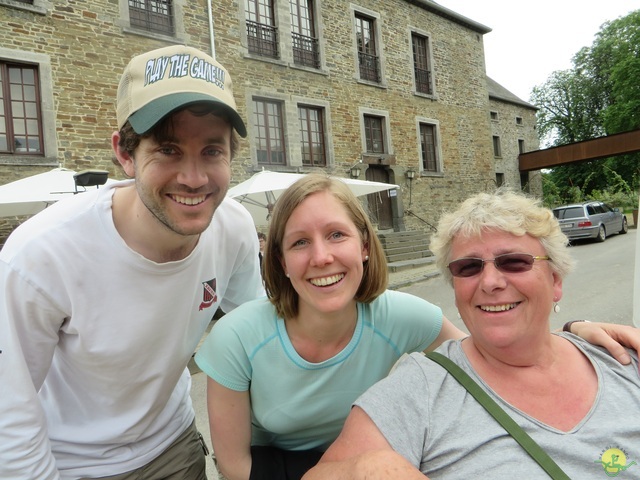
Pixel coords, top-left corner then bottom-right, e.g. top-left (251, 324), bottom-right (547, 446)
top-left (285, 273), bottom-right (290, 278)
top-left (364, 255), bottom-right (369, 261)
top-left (553, 303), bottom-right (560, 314)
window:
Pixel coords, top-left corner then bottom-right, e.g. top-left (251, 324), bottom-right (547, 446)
top-left (496, 173), bottom-right (504, 187)
top-left (516, 116), bottom-right (523, 125)
top-left (0, 62), bottom-right (43, 155)
top-left (254, 98), bottom-right (286, 165)
top-left (290, 0), bottom-right (319, 68)
top-left (419, 123), bottom-right (438, 172)
top-left (128, 0), bottom-right (174, 35)
top-left (364, 115), bottom-right (384, 153)
top-left (490, 111), bottom-right (498, 121)
top-left (492, 135), bottom-right (501, 157)
top-left (298, 105), bottom-right (326, 166)
top-left (520, 172), bottom-right (530, 193)
top-left (518, 139), bottom-right (525, 154)
top-left (412, 33), bottom-right (432, 95)
top-left (355, 13), bottom-right (380, 83)
top-left (246, 0), bottom-right (278, 58)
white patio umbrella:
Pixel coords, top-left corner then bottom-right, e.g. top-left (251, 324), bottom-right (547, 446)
top-left (0, 167), bottom-right (116, 217)
top-left (227, 170), bottom-right (399, 226)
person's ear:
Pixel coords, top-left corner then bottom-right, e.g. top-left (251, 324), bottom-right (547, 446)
top-left (362, 242), bottom-right (369, 262)
top-left (112, 131), bottom-right (135, 178)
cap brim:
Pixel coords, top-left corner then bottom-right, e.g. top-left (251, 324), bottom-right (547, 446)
top-left (128, 92), bottom-right (247, 137)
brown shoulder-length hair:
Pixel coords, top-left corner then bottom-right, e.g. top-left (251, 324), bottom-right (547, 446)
top-left (262, 173), bottom-right (388, 320)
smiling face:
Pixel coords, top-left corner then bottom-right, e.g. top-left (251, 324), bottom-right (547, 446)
top-left (451, 229), bottom-right (562, 350)
top-left (280, 190), bottom-right (369, 319)
top-left (120, 108), bottom-right (232, 238)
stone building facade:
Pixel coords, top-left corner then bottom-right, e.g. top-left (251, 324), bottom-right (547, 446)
top-left (487, 77), bottom-right (541, 196)
top-left (0, 0), bottom-right (538, 245)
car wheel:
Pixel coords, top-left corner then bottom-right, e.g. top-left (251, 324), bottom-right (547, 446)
top-left (620, 217), bottom-right (629, 234)
top-left (596, 225), bottom-right (606, 242)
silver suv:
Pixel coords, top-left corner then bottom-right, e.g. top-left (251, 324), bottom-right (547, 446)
top-left (552, 201), bottom-right (628, 242)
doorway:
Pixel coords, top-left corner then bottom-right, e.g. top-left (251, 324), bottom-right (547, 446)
top-left (366, 166), bottom-right (393, 230)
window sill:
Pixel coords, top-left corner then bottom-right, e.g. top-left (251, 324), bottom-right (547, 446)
top-left (122, 26), bottom-right (183, 44)
top-left (0, 155), bottom-right (57, 167)
top-left (0, 0), bottom-right (47, 15)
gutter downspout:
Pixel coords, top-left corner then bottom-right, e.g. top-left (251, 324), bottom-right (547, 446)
top-left (207, 0), bottom-right (216, 59)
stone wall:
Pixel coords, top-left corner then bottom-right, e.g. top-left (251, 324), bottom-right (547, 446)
top-left (0, 0), bottom-right (528, 245)
top-left (490, 97), bottom-right (542, 196)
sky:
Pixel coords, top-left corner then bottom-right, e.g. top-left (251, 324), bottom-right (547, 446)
top-left (436, 1), bottom-right (640, 101)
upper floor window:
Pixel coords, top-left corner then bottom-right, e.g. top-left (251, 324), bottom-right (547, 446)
top-left (518, 139), bottom-right (525, 154)
top-left (298, 105), bottom-right (326, 166)
top-left (419, 123), bottom-right (438, 172)
top-left (290, 0), bottom-right (319, 68)
top-left (490, 111), bottom-right (498, 121)
top-left (246, 0), bottom-right (279, 59)
top-left (355, 13), bottom-right (380, 83)
top-left (128, 0), bottom-right (174, 35)
top-left (254, 98), bottom-right (286, 165)
top-left (364, 115), bottom-right (385, 153)
top-left (492, 135), bottom-right (502, 158)
top-left (516, 116), bottom-right (523, 125)
top-left (412, 33), bottom-right (432, 95)
top-left (0, 62), bottom-right (43, 155)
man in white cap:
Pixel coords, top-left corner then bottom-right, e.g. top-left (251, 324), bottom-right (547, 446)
top-left (0, 45), bottom-right (263, 479)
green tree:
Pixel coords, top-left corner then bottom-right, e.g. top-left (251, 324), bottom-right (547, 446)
top-left (533, 10), bottom-right (640, 205)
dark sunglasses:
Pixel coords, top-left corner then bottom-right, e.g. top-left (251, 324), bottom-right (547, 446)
top-left (448, 253), bottom-right (550, 278)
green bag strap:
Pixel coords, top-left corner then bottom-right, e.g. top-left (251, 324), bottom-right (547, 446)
top-left (425, 351), bottom-right (571, 480)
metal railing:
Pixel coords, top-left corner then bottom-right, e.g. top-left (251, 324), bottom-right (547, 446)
top-left (358, 52), bottom-right (380, 82)
top-left (246, 21), bottom-right (279, 58)
top-left (292, 32), bottom-right (320, 68)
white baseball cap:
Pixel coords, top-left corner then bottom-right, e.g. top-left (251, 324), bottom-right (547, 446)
top-left (116, 45), bottom-right (247, 137)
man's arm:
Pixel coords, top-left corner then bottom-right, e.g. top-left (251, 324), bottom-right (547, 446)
top-left (302, 407), bottom-right (426, 480)
top-left (0, 264), bottom-right (60, 479)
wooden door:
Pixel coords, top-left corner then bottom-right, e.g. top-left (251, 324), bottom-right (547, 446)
top-left (366, 166), bottom-right (393, 230)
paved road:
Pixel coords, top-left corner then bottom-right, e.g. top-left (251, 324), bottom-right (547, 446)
top-left (399, 229), bottom-right (637, 333)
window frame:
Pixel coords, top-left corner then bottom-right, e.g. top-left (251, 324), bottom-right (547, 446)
top-left (253, 97), bottom-right (287, 166)
top-left (127, 0), bottom-right (175, 36)
top-left (351, 6), bottom-right (385, 86)
top-left (0, 62), bottom-right (44, 155)
top-left (298, 104), bottom-right (326, 167)
top-left (290, 0), bottom-right (320, 69)
top-left (118, 0), bottom-right (185, 42)
top-left (416, 117), bottom-right (443, 176)
top-left (410, 30), bottom-right (434, 96)
top-left (246, 0), bottom-right (279, 59)
top-left (492, 135), bottom-right (502, 158)
top-left (359, 107), bottom-right (392, 156)
top-left (0, 49), bottom-right (56, 166)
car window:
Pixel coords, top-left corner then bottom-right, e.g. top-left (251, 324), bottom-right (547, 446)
top-left (601, 204), bottom-right (613, 213)
top-left (555, 207), bottom-right (584, 219)
top-left (587, 205), bottom-right (597, 215)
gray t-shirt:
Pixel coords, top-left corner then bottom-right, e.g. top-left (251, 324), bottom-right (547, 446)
top-left (356, 334), bottom-right (640, 479)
